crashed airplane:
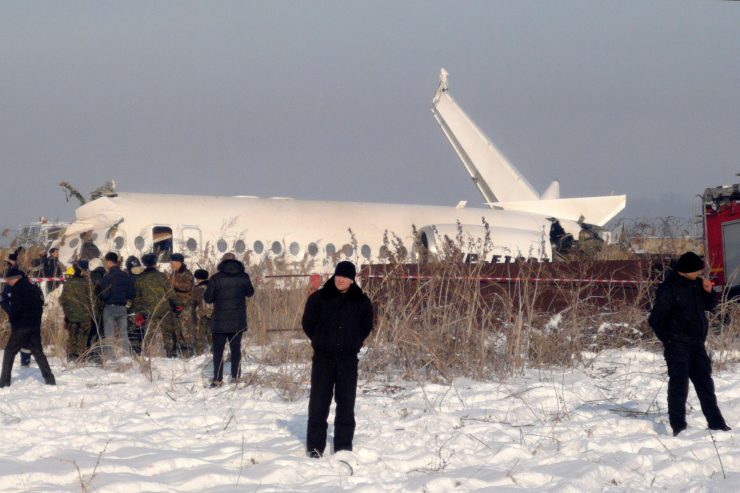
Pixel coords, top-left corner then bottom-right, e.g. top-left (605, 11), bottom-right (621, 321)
top-left (54, 69), bottom-right (626, 268)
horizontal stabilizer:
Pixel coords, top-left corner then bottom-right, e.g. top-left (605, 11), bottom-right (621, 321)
top-left (491, 195), bottom-right (626, 226)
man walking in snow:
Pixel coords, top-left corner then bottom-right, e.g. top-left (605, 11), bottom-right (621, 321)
top-left (0, 267), bottom-right (56, 387)
top-left (302, 261), bottom-right (373, 457)
top-left (649, 252), bottom-right (731, 436)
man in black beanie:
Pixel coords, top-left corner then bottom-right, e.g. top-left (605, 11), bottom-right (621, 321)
top-left (302, 261), bottom-right (373, 457)
top-left (649, 252), bottom-right (730, 436)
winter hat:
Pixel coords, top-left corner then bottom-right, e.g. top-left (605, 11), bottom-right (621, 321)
top-left (193, 269), bottom-right (209, 281)
top-left (104, 252), bottom-right (119, 263)
top-left (170, 253), bottom-right (185, 263)
top-left (142, 253), bottom-right (158, 267)
top-left (77, 259), bottom-right (90, 271)
top-left (125, 255), bottom-right (142, 271)
top-left (677, 252), bottom-right (704, 273)
top-left (4, 267), bottom-right (24, 282)
top-left (334, 261), bottom-right (356, 281)
top-left (7, 252), bottom-right (18, 262)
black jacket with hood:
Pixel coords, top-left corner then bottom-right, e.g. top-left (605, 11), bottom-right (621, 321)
top-left (302, 276), bottom-right (373, 359)
top-left (203, 259), bottom-right (254, 333)
top-left (648, 270), bottom-right (718, 345)
top-left (8, 275), bottom-right (45, 330)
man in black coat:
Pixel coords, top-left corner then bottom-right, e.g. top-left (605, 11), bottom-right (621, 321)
top-left (649, 252), bottom-right (731, 436)
top-left (2, 251), bottom-right (32, 367)
top-left (203, 256), bottom-right (254, 386)
top-left (302, 261), bottom-right (373, 457)
top-left (42, 247), bottom-right (64, 293)
top-left (0, 267), bottom-right (56, 387)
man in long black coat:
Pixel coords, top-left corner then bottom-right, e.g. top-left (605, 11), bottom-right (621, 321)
top-left (203, 256), bottom-right (254, 386)
top-left (0, 267), bottom-right (56, 387)
top-left (649, 252), bottom-right (731, 436)
top-left (302, 261), bottom-right (373, 457)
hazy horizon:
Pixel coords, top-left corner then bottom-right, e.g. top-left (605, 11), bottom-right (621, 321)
top-left (1, 1), bottom-right (738, 235)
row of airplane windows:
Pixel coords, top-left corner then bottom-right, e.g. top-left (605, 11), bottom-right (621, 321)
top-left (67, 233), bottom-right (409, 260)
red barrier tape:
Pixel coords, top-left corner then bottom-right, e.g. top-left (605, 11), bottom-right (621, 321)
top-left (360, 273), bottom-right (644, 285)
top-left (0, 277), bottom-right (66, 284)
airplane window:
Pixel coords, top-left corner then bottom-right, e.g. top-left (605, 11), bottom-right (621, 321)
top-left (113, 236), bottom-right (125, 250)
top-left (186, 238), bottom-right (198, 252)
top-left (253, 241), bottom-right (264, 254)
top-left (325, 243), bottom-right (336, 257)
top-left (217, 239), bottom-right (228, 253)
top-left (234, 240), bottom-right (246, 254)
top-left (91, 233), bottom-right (98, 241)
top-left (379, 245), bottom-right (389, 259)
top-left (271, 241), bottom-right (282, 254)
top-left (342, 244), bottom-right (354, 257)
top-left (289, 242), bottom-right (300, 255)
top-left (398, 246), bottom-right (408, 260)
top-left (361, 244), bottom-right (371, 259)
top-left (308, 243), bottom-right (318, 256)
top-left (69, 238), bottom-right (79, 248)
top-left (134, 236), bottom-right (145, 250)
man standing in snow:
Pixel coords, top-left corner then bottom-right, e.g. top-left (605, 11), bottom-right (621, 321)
top-left (0, 267), bottom-right (56, 387)
top-left (649, 252), bottom-right (731, 436)
top-left (99, 252), bottom-right (136, 359)
top-left (203, 255), bottom-right (254, 387)
top-left (302, 261), bottom-right (373, 457)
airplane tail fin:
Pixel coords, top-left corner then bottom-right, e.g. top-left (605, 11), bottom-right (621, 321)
top-left (432, 69), bottom-right (540, 204)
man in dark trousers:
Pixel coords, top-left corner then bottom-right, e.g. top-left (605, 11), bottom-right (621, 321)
top-left (203, 255), bottom-right (254, 387)
top-left (302, 261), bottom-right (373, 457)
top-left (99, 252), bottom-right (136, 360)
top-left (649, 252), bottom-right (731, 436)
top-left (2, 251), bottom-right (32, 367)
top-left (0, 267), bottom-right (56, 387)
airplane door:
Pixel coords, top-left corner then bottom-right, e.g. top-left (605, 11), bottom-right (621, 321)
top-left (181, 226), bottom-right (203, 257)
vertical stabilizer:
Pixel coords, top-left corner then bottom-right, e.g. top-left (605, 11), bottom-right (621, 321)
top-left (432, 69), bottom-right (540, 204)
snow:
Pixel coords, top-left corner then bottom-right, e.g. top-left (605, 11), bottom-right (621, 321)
top-left (0, 348), bottom-right (737, 492)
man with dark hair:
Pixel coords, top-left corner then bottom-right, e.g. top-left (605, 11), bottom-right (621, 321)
top-left (302, 261), bottom-right (374, 457)
top-left (0, 267), bottom-right (56, 387)
top-left (43, 247), bottom-right (64, 292)
top-left (649, 252), bottom-right (731, 436)
top-left (99, 252), bottom-right (136, 359)
top-left (203, 256), bottom-right (254, 386)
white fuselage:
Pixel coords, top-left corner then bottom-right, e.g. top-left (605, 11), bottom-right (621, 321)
top-left (55, 192), bottom-right (558, 270)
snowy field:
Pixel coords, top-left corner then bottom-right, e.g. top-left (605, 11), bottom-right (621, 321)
top-left (0, 348), bottom-right (737, 492)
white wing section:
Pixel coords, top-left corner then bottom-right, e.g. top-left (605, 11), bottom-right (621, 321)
top-left (432, 70), bottom-right (540, 204)
top-left (493, 195), bottom-right (627, 227)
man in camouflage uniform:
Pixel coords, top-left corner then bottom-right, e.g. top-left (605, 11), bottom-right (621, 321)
top-left (132, 253), bottom-right (174, 356)
top-left (60, 260), bottom-right (96, 361)
top-left (191, 268), bottom-right (212, 354)
top-left (168, 253), bottom-right (194, 357)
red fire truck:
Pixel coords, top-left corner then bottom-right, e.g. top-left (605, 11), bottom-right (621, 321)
top-left (702, 180), bottom-right (740, 298)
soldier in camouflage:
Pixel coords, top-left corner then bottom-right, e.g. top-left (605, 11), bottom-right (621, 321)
top-left (132, 253), bottom-right (175, 356)
top-left (168, 253), bottom-right (194, 357)
top-left (191, 268), bottom-right (212, 354)
top-left (60, 260), bottom-right (97, 361)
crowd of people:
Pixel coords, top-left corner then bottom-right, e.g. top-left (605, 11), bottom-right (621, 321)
top-left (0, 245), bottom-right (732, 453)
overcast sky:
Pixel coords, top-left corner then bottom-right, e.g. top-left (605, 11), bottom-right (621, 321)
top-left (1, 1), bottom-right (738, 235)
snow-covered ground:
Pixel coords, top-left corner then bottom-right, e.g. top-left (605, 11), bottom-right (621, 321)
top-left (0, 348), bottom-right (737, 492)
